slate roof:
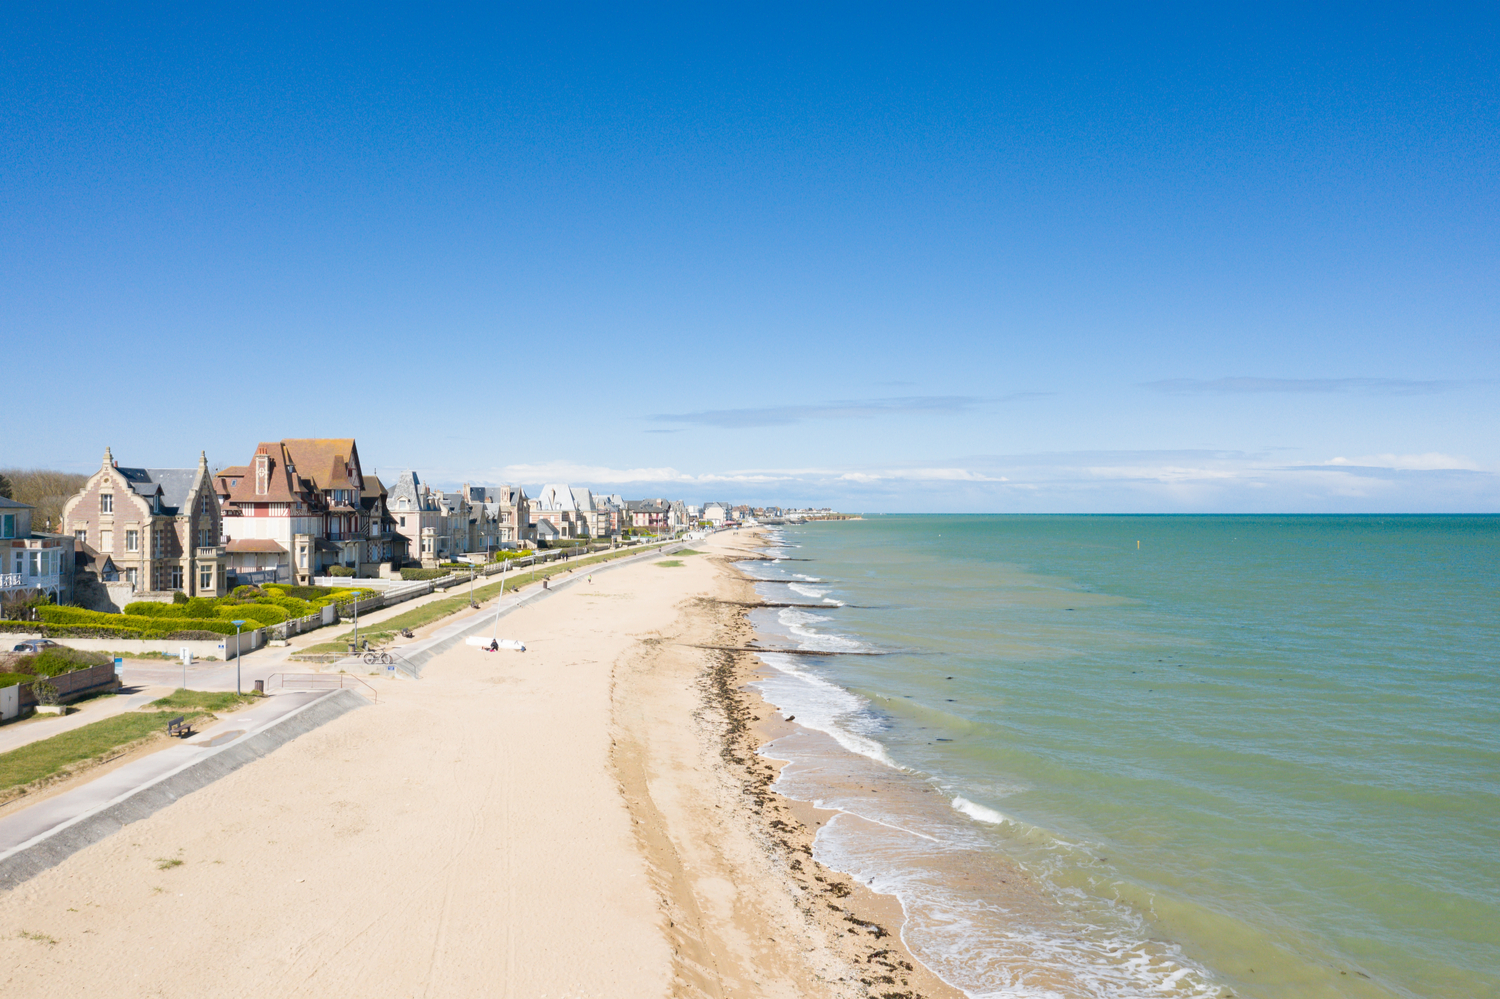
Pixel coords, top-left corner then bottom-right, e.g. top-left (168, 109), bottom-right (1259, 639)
top-left (535, 484), bottom-right (575, 511)
top-left (109, 466), bottom-right (200, 514)
top-left (388, 471), bottom-right (440, 511)
top-left (0, 496), bottom-right (30, 510)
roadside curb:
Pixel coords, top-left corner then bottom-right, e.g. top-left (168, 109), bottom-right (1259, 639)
top-left (0, 689), bottom-right (367, 892)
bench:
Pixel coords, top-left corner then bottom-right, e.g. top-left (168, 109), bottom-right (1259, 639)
top-left (167, 716), bottom-right (193, 738)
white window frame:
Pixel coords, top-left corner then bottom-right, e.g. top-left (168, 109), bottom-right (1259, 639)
top-left (125, 529), bottom-right (139, 552)
top-left (100, 493), bottom-right (113, 514)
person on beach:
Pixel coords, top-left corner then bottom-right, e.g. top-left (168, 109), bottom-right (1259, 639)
top-left (488, 638), bottom-right (498, 652)
top-left (588, 574), bottom-right (593, 584)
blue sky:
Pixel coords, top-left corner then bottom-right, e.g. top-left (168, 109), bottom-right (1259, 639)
top-left (3, 4), bottom-right (1496, 511)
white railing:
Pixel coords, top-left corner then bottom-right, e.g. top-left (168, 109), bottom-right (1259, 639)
top-left (1, 572), bottom-right (59, 590)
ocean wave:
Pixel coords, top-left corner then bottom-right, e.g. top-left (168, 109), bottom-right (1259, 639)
top-left (951, 796), bottom-right (1009, 825)
top-left (788, 582), bottom-right (827, 599)
top-left (751, 654), bottom-right (899, 768)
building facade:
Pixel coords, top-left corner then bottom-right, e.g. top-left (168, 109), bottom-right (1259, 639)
top-left (217, 438), bottom-right (400, 583)
top-left (388, 471), bottom-right (452, 567)
top-left (61, 448), bottom-right (223, 598)
top-left (2, 496), bottom-right (76, 605)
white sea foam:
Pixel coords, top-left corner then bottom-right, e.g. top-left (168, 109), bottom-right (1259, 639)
top-left (951, 796), bottom-right (1008, 825)
top-left (752, 654), bottom-right (898, 768)
top-left (788, 582), bottom-right (826, 599)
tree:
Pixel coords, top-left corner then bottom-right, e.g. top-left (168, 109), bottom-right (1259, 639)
top-left (0, 472), bottom-right (12, 499)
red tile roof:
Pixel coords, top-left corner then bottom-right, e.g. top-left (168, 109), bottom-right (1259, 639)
top-left (224, 539), bottom-right (288, 553)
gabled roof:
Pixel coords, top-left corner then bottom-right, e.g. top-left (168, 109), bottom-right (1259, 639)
top-left (142, 469), bottom-right (200, 512)
top-left (388, 471), bottom-right (439, 511)
top-left (535, 484), bottom-right (576, 511)
top-left (110, 466), bottom-right (200, 514)
top-left (569, 487), bottom-right (595, 511)
top-left (280, 439), bottom-right (361, 491)
top-left (221, 443), bottom-right (309, 505)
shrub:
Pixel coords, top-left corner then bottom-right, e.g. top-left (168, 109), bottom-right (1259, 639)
top-left (123, 602), bottom-right (182, 617)
top-left (400, 568), bottom-right (452, 581)
top-left (264, 584), bottom-right (335, 601)
top-left (183, 596), bottom-right (217, 618)
top-left (0, 673), bottom-right (32, 689)
top-left (216, 604), bottom-right (287, 626)
top-left (26, 647), bottom-right (111, 677)
top-left (326, 565), bottom-right (356, 577)
top-left (172, 590), bottom-right (189, 604)
top-left (31, 678), bottom-right (59, 705)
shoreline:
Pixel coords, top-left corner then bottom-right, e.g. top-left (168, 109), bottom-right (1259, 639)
top-left (609, 529), bottom-right (964, 998)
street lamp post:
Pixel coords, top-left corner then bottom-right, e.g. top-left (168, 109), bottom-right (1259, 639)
top-left (232, 620), bottom-right (247, 695)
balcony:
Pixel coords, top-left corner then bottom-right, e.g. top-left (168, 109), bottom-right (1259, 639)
top-left (196, 546), bottom-right (225, 559)
top-left (1, 571), bottom-right (60, 593)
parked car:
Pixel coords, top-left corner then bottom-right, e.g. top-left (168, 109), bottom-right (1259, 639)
top-left (11, 639), bottom-right (60, 653)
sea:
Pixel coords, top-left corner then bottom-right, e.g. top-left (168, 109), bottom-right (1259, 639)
top-left (737, 515), bottom-right (1498, 999)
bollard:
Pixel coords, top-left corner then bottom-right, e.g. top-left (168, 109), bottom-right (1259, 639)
top-left (253, 680), bottom-right (264, 694)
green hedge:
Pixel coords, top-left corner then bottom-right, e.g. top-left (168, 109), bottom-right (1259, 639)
top-left (215, 604), bottom-right (288, 626)
top-left (400, 568), bottom-right (452, 581)
top-left (0, 673), bottom-right (32, 689)
top-left (326, 565), bottom-right (356, 576)
top-left (35, 606), bottom-right (241, 637)
top-left (122, 602), bottom-right (181, 617)
top-left (0, 621), bottom-right (222, 641)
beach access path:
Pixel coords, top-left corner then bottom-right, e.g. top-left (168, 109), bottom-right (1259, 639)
top-left (0, 685), bottom-right (174, 757)
top-left (0, 541), bottom-right (723, 997)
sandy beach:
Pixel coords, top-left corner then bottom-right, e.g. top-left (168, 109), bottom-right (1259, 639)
top-left (0, 530), bottom-right (960, 999)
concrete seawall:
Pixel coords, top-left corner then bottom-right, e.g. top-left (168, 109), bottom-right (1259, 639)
top-left (0, 688), bottom-right (367, 891)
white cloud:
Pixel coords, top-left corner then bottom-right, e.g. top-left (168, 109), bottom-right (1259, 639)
top-left (422, 448), bottom-right (1496, 512)
top-left (1324, 453), bottom-right (1479, 471)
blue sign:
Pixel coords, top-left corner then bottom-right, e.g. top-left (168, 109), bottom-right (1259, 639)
top-left (114, 657), bottom-right (124, 675)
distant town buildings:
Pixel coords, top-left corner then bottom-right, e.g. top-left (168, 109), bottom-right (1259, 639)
top-left (29, 438), bottom-right (829, 609)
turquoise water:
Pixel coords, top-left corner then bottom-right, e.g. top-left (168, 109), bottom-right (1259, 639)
top-left (743, 515), bottom-right (1500, 999)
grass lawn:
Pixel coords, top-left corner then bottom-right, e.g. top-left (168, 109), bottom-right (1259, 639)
top-left (0, 710), bottom-right (206, 793)
top-left (149, 689), bottom-right (260, 712)
top-left (655, 560), bottom-right (684, 567)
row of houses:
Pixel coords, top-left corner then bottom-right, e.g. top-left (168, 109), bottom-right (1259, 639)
top-left (2, 437), bottom-right (768, 610)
